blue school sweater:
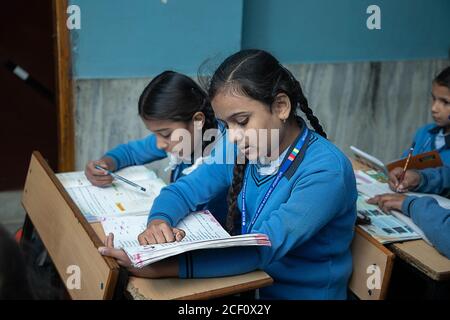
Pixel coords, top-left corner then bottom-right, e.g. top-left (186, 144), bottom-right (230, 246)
top-left (402, 123), bottom-right (450, 165)
top-left (148, 123), bottom-right (358, 300)
top-left (103, 123), bottom-right (228, 226)
top-left (402, 166), bottom-right (450, 258)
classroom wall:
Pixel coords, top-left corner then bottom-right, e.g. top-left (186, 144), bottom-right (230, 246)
top-left (74, 59), bottom-right (450, 173)
top-left (71, 0), bottom-right (450, 175)
top-left (242, 0), bottom-right (450, 63)
top-left (69, 0), bottom-right (243, 78)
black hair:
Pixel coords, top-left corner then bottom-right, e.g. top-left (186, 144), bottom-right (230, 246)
top-left (207, 49), bottom-right (327, 234)
top-left (138, 71), bottom-right (218, 150)
top-left (434, 66), bottom-right (450, 90)
top-left (0, 225), bottom-right (33, 299)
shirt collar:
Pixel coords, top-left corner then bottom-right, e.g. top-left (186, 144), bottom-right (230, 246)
top-left (428, 125), bottom-right (450, 149)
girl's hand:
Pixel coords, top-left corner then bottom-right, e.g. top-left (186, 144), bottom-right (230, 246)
top-left (98, 233), bottom-right (133, 268)
top-left (138, 219), bottom-right (185, 245)
top-left (99, 233), bottom-right (179, 278)
top-left (366, 193), bottom-right (407, 213)
top-left (388, 167), bottom-right (421, 193)
top-left (85, 158), bottom-right (115, 187)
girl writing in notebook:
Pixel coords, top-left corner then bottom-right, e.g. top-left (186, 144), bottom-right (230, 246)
top-left (84, 71), bottom-right (228, 224)
top-left (99, 50), bottom-right (357, 299)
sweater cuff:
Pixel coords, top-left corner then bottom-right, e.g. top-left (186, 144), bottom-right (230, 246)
top-left (401, 196), bottom-right (418, 217)
top-left (103, 153), bottom-right (120, 171)
top-left (413, 171), bottom-right (427, 192)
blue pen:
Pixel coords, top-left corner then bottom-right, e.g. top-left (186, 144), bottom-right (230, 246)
top-left (95, 165), bottom-right (147, 192)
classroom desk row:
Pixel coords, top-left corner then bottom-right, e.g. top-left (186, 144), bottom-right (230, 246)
top-left (352, 160), bottom-right (450, 298)
top-left (20, 152), bottom-right (450, 300)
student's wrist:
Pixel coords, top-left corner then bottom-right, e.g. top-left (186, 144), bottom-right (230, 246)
top-left (412, 170), bottom-right (426, 191)
top-left (401, 196), bottom-right (418, 217)
top-left (101, 156), bottom-right (117, 172)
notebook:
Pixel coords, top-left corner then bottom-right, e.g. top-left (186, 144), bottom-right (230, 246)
top-left (354, 170), bottom-right (450, 245)
top-left (101, 210), bottom-right (271, 268)
top-left (56, 166), bottom-right (166, 222)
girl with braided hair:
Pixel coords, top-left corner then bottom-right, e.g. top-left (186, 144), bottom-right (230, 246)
top-left (100, 50), bottom-right (357, 300)
top-left (85, 71), bottom-right (228, 226)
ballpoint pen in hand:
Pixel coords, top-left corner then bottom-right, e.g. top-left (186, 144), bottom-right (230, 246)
top-left (95, 165), bottom-right (147, 192)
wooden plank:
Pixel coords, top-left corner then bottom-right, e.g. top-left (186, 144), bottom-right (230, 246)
top-left (390, 241), bottom-right (450, 281)
top-left (22, 152), bottom-right (119, 299)
top-left (53, 0), bottom-right (75, 172)
top-left (91, 222), bottom-right (273, 300)
top-left (349, 227), bottom-right (395, 300)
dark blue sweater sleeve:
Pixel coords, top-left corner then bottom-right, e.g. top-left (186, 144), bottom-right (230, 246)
top-left (104, 134), bottom-right (167, 171)
top-left (415, 166), bottom-right (450, 195)
top-left (402, 196), bottom-right (450, 258)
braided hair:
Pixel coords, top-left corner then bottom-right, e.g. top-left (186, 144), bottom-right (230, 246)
top-left (207, 50), bottom-right (327, 234)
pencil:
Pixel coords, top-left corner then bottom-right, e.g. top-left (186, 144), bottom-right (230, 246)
top-left (95, 165), bottom-right (147, 192)
top-left (397, 142), bottom-right (415, 188)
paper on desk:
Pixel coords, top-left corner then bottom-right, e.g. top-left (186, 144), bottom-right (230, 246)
top-left (355, 170), bottom-right (433, 244)
top-left (101, 210), bottom-right (231, 249)
top-left (57, 166), bottom-right (166, 221)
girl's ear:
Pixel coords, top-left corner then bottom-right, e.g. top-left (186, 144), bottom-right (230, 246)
top-left (192, 111), bottom-right (205, 129)
top-left (272, 93), bottom-right (291, 122)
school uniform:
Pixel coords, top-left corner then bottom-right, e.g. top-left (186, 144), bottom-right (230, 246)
top-left (104, 122), bottom-right (228, 226)
top-left (403, 123), bottom-right (450, 165)
top-left (148, 119), bottom-right (357, 299)
top-left (402, 166), bottom-right (450, 258)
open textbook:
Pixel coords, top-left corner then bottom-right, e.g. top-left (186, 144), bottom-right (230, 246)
top-left (354, 170), bottom-right (450, 245)
top-left (56, 166), bottom-right (166, 222)
top-left (101, 210), bottom-right (271, 268)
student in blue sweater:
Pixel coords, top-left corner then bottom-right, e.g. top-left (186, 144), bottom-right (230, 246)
top-left (84, 71), bottom-right (227, 224)
top-left (401, 67), bottom-right (450, 164)
top-left (367, 167), bottom-right (450, 259)
top-left (99, 50), bottom-right (358, 299)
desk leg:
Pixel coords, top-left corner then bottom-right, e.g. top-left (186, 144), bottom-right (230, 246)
top-left (424, 278), bottom-right (450, 300)
top-left (112, 267), bottom-right (130, 300)
top-left (20, 213), bottom-right (34, 249)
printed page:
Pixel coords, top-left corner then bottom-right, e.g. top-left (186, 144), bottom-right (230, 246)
top-left (101, 215), bottom-right (148, 247)
top-left (357, 196), bottom-right (421, 243)
top-left (57, 166), bottom-right (166, 221)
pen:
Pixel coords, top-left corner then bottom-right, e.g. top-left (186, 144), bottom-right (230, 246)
top-left (397, 142), bottom-right (415, 190)
top-left (95, 165), bottom-right (147, 192)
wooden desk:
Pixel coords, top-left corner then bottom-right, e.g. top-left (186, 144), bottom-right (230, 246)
top-left (91, 222), bottom-right (273, 300)
top-left (351, 159), bottom-right (450, 284)
top-left (22, 151), bottom-right (273, 300)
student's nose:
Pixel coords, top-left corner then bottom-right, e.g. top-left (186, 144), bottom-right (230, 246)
top-left (156, 137), bottom-right (169, 151)
top-left (431, 100), bottom-right (441, 113)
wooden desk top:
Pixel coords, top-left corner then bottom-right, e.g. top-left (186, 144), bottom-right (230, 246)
top-left (91, 222), bottom-right (273, 299)
top-left (351, 159), bottom-right (450, 281)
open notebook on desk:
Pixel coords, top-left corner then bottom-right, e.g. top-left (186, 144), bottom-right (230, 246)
top-left (355, 170), bottom-right (450, 245)
top-left (101, 210), bottom-right (271, 268)
top-left (56, 166), bottom-right (166, 222)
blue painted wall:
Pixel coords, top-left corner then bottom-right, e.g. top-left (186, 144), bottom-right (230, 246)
top-left (242, 0), bottom-right (450, 63)
top-left (70, 0), bottom-right (449, 79)
top-left (70, 0), bottom-right (243, 79)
